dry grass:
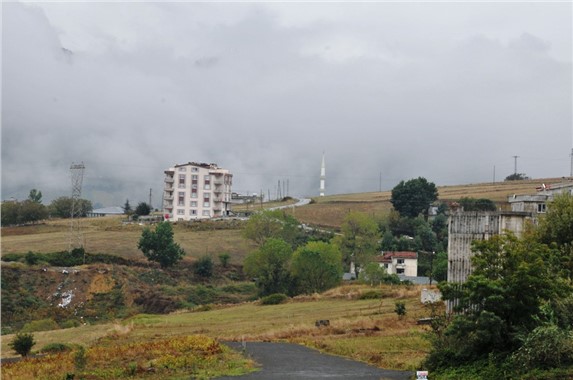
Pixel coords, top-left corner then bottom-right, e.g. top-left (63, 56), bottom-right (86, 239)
top-left (294, 177), bottom-right (562, 227)
top-left (0, 216), bottom-right (256, 264)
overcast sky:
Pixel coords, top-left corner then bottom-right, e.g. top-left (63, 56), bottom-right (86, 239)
top-left (2, 1), bottom-right (572, 207)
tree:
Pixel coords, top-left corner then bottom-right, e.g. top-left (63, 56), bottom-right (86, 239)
top-left (243, 209), bottom-right (302, 247)
top-left (243, 238), bottom-right (293, 296)
top-left (427, 233), bottom-right (572, 371)
top-left (537, 192), bottom-right (573, 279)
top-left (193, 255), bottom-right (214, 278)
top-left (1, 201), bottom-right (20, 226)
top-left (458, 197), bottom-right (497, 211)
top-left (9, 332), bottom-right (36, 357)
top-left (138, 222), bottom-right (185, 268)
top-left (123, 199), bottom-right (132, 215)
top-left (333, 211), bottom-right (380, 273)
top-left (28, 189), bottom-right (42, 203)
top-left (291, 241), bottom-right (342, 294)
top-left (134, 202), bottom-right (151, 216)
top-left (18, 200), bottom-right (48, 224)
top-left (390, 177), bottom-right (438, 218)
top-left (505, 173), bottom-right (529, 181)
top-left (48, 197), bottom-right (92, 218)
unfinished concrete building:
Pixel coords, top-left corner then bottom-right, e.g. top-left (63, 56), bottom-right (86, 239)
top-left (447, 211), bottom-right (533, 284)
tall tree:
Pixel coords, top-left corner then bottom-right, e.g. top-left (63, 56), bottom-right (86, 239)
top-left (243, 209), bottom-right (301, 247)
top-left (243, 238), bottom-right (293, 296)
top-left (19, 200), bottom-right (48, 224)
top-left (28, 189), bottom-right (42, 203)
top-left (134, 202), bottom-right (151, 216)
top-left (48, 197), bottom-right (92, 218)
top-left (390, 177), bottom-right (438, 218)
top-left (123, 199), bottom-right (132, 215)
top-left (334, 211), bottom-right (380, 273)
top-left (138, 222), bottom-right (185, 268)
top-left (291, 241), bottom-right (342, 294)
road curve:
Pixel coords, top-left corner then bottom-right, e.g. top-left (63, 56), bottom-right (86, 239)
top-left (218, 342), bottom-right (414, 379)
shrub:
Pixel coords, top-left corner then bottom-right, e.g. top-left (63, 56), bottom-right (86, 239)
top-left (218, 253), bottom-right (231, 267)
top-left (394, 301), bottom-right (406, 319)
top-left (21, 318), bottom-right (59, 333)
top-left (511, 324), bottom-right (573, 370)
top-left (25, 252), bottom-right (40, 265)
top-left (40, 342), bottom-right (72, 354)
top-left (359, 290), bottom-right (381, 300)
top-left (193, 255), bottom-right (214, 278)
top-left (9, 332), bottom-right (36, 357)
top-left (260, 293), bottom-right (288, 305)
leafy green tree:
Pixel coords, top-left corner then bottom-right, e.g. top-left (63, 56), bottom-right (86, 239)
top-left (9, 332), bottom-right (36, 357)
top-left (505, 173), bottom-right (529, 181)
top-left (243, 238), bottom-right (293, 296)
top-left (458, 197), bottom-right (497, 211)
top-left (19, 200), bottom-right (48, 224)
top-left (193, 255), bottom-right (214, 278)
top-left (291, 241), bottom-right (342, 294)
top-left (427, 233), bottom-right (572, 371)
top-left (431, 251), bottom-right (448, 282)
top-left (243, 209), bottom-right (302, 247)
top-left (138, 222), bottom-right (185, 268)
top-left (48, 197), bottom-right (92, 218)
top-left (359, 262), bottom-right (388, 285)
top-left (391, 177), bottom-right (438, 218)
top-left (334, 211), bottom-right (380, 273)
top-left (28, 189), bottom-right (43, 203)
top-left (1, 201), bottom-right (20, 226)
top-left (537, 193), bottom-right (573, 280)
top-left (134, 202), bottom-right (151, 216)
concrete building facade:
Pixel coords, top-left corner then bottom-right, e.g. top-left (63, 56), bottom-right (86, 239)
top-left (447, 211), bottom-right (532, 284)
top-left (163, 162), bottom-right (233, 221)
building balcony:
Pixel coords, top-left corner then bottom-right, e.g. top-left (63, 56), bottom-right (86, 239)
top-left (164, 205), bottom-right (173, 210)
top-left (164, 195), bottom-right (173, 201)
top-left (165, 177), bottom-right (174, 183)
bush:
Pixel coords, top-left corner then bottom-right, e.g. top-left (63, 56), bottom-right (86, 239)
top-left (359, 290), bottom-right (381, 300)
top-left (260, 293), bottom-right (288, 305)
top-left (394, 301), bottom-right (406, 318)
top-left (41, 342), bottom-right (72, 354)
top-left (21, 318), bottom-right (59, 333)
top-left (511, 324), bottom-right (573, 370)
top-left (9, 332), bottom-right (36, 357)
top-left (193, 255), bottom-right (214, 278)
top-left (218, 253), bottom-right (231, 267)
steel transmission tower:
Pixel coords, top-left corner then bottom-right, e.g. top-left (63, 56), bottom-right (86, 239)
top-left (69, 162), bottom-right (85, 252)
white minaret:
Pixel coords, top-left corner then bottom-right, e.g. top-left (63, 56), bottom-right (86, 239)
top-left (319, 152), bottom-right (326, 196)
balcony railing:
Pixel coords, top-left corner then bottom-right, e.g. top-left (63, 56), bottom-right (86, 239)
top-left (165, 177), bottom-right (174, 183)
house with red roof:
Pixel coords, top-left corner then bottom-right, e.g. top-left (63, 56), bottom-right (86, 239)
top-left (374, 251), bottom-right (418, 277)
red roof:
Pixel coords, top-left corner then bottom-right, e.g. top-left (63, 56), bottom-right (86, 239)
top-left (375, 251), bottom-right (418, 263)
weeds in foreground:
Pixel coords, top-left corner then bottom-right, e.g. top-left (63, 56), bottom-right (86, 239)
top-left (2, 335), bottom-right (255, 380)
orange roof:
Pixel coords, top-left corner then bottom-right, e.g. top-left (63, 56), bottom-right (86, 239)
top-left (375, 251), bottom-right (418, 263)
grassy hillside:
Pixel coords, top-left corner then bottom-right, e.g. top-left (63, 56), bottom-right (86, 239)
top-left (295, 177), bottom-right (562, 228)
top-left (1, 284), bottom-right (434, 371)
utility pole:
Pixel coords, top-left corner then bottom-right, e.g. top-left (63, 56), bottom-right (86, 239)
top-left (379, 172), bottom-right (382, 192)
top-left (69, 162), bottom-right (85, 256)
top-left (570, 148), bottom-right (573, 177)
top-left (149, 188), bottom-right (152, 210)
top-left (493, 165), bottom-right (496, 184)
top-left (512, 155), bottom-right (519, 176)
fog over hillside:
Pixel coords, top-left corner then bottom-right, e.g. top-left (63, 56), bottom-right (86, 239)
top-left (2, 2), bottom-right (571, 207)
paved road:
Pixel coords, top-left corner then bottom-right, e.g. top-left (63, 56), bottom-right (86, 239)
top-left (219, 342), bottom-right (414, 379)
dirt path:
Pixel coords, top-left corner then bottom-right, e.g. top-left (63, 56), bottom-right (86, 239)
top-left (219, 342), bottom-right (414, 379)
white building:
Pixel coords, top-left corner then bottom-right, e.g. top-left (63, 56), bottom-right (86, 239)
top-left (375, 251), bottom-right (418, 276)
top-left (163, 162), bottom-right (233, 221)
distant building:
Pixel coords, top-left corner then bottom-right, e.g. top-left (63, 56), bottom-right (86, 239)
top-left (375, 251), bottom-right (418, 277)
top-left (87, 206), bottom-right (125, 217)
top-left (508, 180), bottom-right (573, 215)
top-left (163, 162), bottom-right (233, 221)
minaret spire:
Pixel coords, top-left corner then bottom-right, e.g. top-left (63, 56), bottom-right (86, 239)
top-left (320, 152), bottom-right (326, 197)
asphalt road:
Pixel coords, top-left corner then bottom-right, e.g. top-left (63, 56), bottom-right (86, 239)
top-left (218, 342), bottom-right (415, 380)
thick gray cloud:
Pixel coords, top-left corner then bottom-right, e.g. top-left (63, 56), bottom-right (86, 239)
top-left (2, 2), bottom-right (571, 207)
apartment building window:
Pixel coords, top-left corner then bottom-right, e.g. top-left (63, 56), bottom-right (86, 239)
top-left (396, 268), bottom-right (405, 274)
top-left (537, 203), bottom-right (546, 213)
top-left (190, 201), bottom-right (197, 207)
top-left (204, 175), bottom-right (211, 190)
top-left (191, 167), bottom-right (198, 172)
top-left (203, 192), bottom-right (210, 208)
top-left (192, 175), bottom-right (198, 181)
top-left (397, 259), bottom-right (405, 265)
top-left (178, 174), bottom-right (186, 188)
top-left (191, 190), bottom-right (197, 198)
top-left (177, 209), bottom-right (184, 215)
top-left (178, 192), bottom-right (185, 206)
top-left (202, 210), bottom-right (210, 217)
top-left (178, 166), bottom-right (186, 172)
top-left (191, 210), bottom-right (197, 215)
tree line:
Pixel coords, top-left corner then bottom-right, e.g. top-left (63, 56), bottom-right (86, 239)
top-left (1, 189), bottom-right (93, 226)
